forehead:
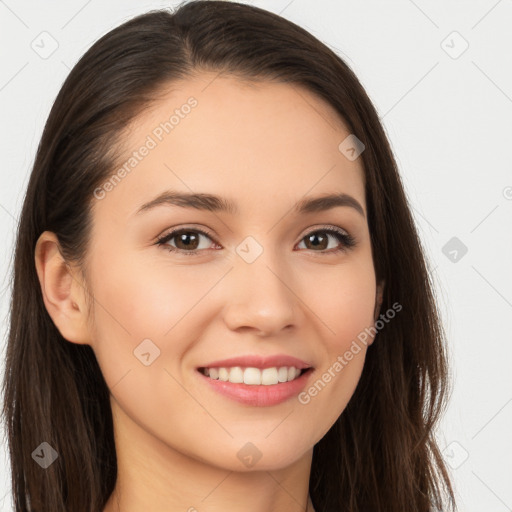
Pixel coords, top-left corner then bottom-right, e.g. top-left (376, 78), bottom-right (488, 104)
top-left (93, 72), bottom-right (366, 219)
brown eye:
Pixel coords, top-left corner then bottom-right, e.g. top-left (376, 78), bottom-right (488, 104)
top-left (156, 226), bottom-right (356, 257)
top-left (173, 230), bottom-right (202, 250)
top-left (297, 228), bottom-right (355, 253)
top-left (156, 228), bottom-right (217, 256)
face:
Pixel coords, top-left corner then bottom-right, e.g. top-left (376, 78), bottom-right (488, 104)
top-left (82, 72), bottom-right (381, 472)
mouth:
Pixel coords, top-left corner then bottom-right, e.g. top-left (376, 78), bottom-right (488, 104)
top-left (197, 366), bottom-right (313, 385)
top-left (195, 365), bottom-right (315, 407)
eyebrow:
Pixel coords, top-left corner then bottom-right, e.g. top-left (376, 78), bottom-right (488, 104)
top-left (136, 190), bottom-right (365, 217)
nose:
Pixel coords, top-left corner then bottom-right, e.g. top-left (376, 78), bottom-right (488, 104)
top-left (222, 253), bottom-right (298, 337)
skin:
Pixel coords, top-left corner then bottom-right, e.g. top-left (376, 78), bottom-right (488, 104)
top-left (35, 72), bottom-right (384, 512)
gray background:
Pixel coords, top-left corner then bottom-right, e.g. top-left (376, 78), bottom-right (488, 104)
top-left (1, 0), bottom-right (511, 510)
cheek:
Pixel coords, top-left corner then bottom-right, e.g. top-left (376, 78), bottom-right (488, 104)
top-left (85, 243), bottom-right (227, 386)
top-left (89, 244), bottom-right (209, 335)
top-left (302, 257), bottom-right (377, 351)
top-left (294, 257), bottom-right (376, 432)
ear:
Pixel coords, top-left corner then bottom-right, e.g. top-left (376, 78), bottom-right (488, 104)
top-left (373, 279), bottom-right (385, 323)
top-left (366, 280), bottom-right (385, 347)
top-left (34, 231), bottom-right (92, 345)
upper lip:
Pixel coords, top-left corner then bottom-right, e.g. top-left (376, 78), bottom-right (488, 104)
top-left (198, 354), bottom-right (313, 370)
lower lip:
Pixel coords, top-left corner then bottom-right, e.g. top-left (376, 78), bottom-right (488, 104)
top-left (196, 368), bottom-right (314, 407)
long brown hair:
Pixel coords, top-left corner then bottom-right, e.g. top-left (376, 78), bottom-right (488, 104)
top-left (2, 1), bottom-right (456, 510)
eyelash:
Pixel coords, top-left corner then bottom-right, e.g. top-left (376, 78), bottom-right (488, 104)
top-left (155, 225), bottom-right (356, 257)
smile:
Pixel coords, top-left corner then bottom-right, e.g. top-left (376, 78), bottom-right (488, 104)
top-left (198, 366), bottom-right (307, 385)
top-left (196, 366), bottom-right (314, 407)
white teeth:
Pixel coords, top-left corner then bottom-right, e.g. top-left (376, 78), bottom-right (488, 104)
top-left (202, 366), bottom-right (304, 385)
top-left (261, 368), bottom-right (278, 385)
top-left (277, 366), bottom-right (289, 382)
top-left (229, 366), bottom-right (244, 383)
top-left (244, 367), bottom-right (261, 385)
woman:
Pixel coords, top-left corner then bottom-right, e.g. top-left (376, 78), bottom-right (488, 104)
top-left (2, 1), bottom-right (456, 511)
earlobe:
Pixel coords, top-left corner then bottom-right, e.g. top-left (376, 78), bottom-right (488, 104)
top-left (367, 280), bottom-right (385, 346)
top-left (34, 231), bottom-right (91, 345)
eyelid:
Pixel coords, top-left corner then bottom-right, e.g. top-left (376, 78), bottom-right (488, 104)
top-left (299, 223), bottom-right (350, 238)
top-left (155, 224), bottom-right (217, 243)
top-left (156, 223), bottom-right (350, 240)
top-left (155, 223), bottom-right (356, 254)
